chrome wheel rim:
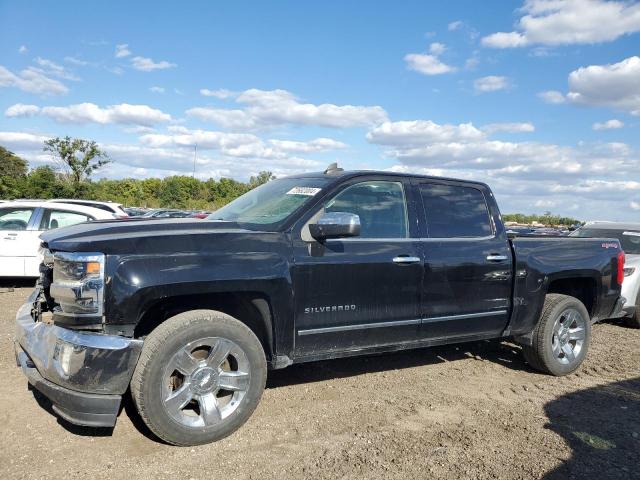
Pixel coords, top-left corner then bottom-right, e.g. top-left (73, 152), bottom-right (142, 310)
top-left (162, 337), bottom-right (250, 428)
top-left (552, 308), bottom-right (586, 365)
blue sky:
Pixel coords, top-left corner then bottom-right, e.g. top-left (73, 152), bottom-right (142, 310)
top-left (1, 0), bottom-right (639, 219)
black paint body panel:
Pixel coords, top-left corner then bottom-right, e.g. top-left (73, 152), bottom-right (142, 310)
top-left (40, 171), bottom-right (623, 365)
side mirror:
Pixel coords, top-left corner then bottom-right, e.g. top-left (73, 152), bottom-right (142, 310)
top-left (309, 212), bottom-right (361, 241)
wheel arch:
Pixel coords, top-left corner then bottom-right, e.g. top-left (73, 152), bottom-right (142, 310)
top-left (546, 275), bottom-right (598, 318)
top-left (134, 292), bottom-right (275, 362)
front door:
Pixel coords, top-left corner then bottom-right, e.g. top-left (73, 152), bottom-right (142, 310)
top-left (414, 181), bottom-right (512, 339)
top-left (0, 206), bottom-right (40, 276)
top-left (292, 178), bottom-right (423, 357)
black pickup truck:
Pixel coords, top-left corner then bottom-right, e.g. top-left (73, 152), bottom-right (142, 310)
top-left (15, 165), bottom-right (625, 446)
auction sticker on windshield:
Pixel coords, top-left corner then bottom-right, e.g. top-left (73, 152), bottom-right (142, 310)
top-left (287, 187), bottom-right (322, 196)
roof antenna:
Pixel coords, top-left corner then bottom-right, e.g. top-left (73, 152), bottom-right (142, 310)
top-left (324, 162), bottom-right (343, 174)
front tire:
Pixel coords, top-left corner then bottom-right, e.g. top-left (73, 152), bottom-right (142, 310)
top-left (130, 310), bottom-right (267, 446)
top-left (522, 294), bottom-right (591, 376)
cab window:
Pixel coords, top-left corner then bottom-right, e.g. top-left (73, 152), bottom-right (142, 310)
top-left (325, 181), bottom-right (408, 238)
top-left (419, 183), bottom-right (493, 238)
top-left (0, 208), bottom-right (35, 231)
top-left (40, 209), bottom-right (92, 230)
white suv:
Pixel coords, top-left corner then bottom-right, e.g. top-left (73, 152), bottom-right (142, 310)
top-left (0, 201), bottom-right (117, 277)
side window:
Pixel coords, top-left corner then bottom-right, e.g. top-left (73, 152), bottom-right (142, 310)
top-left (40, 209), bottom-right (92, 230)
top-left (0, 208), bottom-right (35, 231)
top-left (325, 181), bottom-right (408, 238)
top-left (419, 183), bottom-right (492, 238)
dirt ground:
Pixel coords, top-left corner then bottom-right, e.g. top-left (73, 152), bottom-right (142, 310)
top-left (1, 282), bottom-right (639, 480)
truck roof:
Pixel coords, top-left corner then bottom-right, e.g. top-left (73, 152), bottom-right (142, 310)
top-left (285, 168), bottom-right (491, 190)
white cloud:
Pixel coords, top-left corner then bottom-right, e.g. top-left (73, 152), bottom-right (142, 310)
top-left (5, 103), bottom-right (41, 117)
top-left (149, 86), bottom-right (165, 93)
top-left (405, 53), bottom-right (456, 75)
top-left (367, 120), bottom-right (484, 146)
top-left (535, 199), bottom-right (556, 208)
top-left (268, 138), bottom-right (347, 153)
top-left (593, 119), bottom-right (624, 130)
top-left (465, 57), bottom-right (480, 70)
top-left (123, 125), bottom-right (155, 134)
top-left (186, 107), bottom-right (258, 129)
top-left (131, 56), bottom-right (176, 71)
top-left (200, 88), bottom-right (235, 98)
top-left (367, 117), bottom-right (640, 220)
top-left (34, 57), bottom-right (80, 81)
top-left (139, 128), bottom-right (346, 159)
top-left (631, 201), bottom-right (640, 210)
top-left (6, 102), bottom-right (172, 126)
top-left (482, 122), bottom-right (535, 134)
top-left (187, 88), bottom-right (387, 129)
top-left (64, 56), bottom-right (89, 66)
top-left (566, 56), bottom-right (640, 115)
top-left (482, 0), bottom-right (640, 48)
top-left (0, 65), bottom-right (68, 95)
top-left (474, 75), bottom-right (510, 93)
top-left (0, 131), bottom-right (50, 149)
top-left (482, 32), bottom-right (528, 48)
top-left (115, 44), bottom-right (131, 58)
top-left (448, 20), bottom-right (463, 31)
top-left (538, 90), bottom-right (566, 104)
top-left (429, 42), bottom-right (447, 55)
top-left (18, 45), bottom-right (28, 54)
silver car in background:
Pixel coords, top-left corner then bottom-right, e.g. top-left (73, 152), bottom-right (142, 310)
top-left (571, 222), bottom-right (640, 327)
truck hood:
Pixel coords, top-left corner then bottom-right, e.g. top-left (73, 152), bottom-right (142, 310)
top-left (40, 218), bottom-right (273, 254)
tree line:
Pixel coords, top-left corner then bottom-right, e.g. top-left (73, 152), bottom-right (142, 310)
top-left (0, 139), bottom-right (273, 210)
top-left (502, 212), bottom-right (581, 227)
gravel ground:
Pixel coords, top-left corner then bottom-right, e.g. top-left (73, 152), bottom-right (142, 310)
top-left (1, 282), bottom-right (639, 480)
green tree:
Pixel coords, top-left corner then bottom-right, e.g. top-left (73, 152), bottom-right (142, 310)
top-left (249, 171), bottom-right (275, 189)
top-left (22, 166), bottom-right (68, 199)
top-left (0, 146), bottom-right (28, 198)
top-left (43, 136), bottom-right (111, 193)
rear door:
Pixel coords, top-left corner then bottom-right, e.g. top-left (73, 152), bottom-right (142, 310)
top-left (414, 180), bottom-right (512, 339)
top-left (291, 177), bottom-right (423, 356)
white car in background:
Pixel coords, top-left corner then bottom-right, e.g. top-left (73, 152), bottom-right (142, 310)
top-left (571, 222), bottom-right (640, 327)
top-left (0, 201), bottom-right (117, 277)
top-left (48, 199), bottom-right (128, 217)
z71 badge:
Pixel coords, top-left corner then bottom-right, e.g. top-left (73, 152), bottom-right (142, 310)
top-left (304, 305), bottom-right (357, 314)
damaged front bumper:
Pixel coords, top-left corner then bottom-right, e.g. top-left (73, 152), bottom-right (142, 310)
top-left (14, 288), bottom-right (143, 427)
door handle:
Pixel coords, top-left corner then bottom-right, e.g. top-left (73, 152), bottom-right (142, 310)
top-left (393, 255), bottom-right (421, 264)
top-left (486, 254), bottom-right (508, 262)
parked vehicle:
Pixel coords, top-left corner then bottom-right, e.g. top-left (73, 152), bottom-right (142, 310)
top-left (189, 211), bottom-right (212, 219)
top-left (15, 166), bottom-right (625, 445)
top-left (48, 199), bottom-right (128, 217)
top-left (123, 207), bottom-right (150, 217)
top-left (571, 222), bottom-right (640, 327)
top-left (141, 208), bottom-right (192, 218)
top-left (1, 201), bottom-right (117, 277)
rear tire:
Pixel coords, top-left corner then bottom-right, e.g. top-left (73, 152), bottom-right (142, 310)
top-left (130, 309), bottom-right (267, 446)
top-left (522, 294), bottom-right (591, 376)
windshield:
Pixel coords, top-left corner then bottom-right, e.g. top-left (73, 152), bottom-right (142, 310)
top-left (209, 177), bottom-right (330, 226)
top-left (571, 228), bottom-right (640, 255)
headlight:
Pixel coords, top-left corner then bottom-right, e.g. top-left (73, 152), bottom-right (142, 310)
top-left (624, 267), bottom-right (636, 277)
top-left (50, 252), bottom-right (105, 319)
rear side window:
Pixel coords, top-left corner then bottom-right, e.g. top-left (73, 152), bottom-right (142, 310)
top-left (40, 209), bottom-right (92, 230)
top-left (419, 183), bottom-right (492, 238)
top-left (325, 181), bottom-right (408, 238)
top-left (0, 208), bottom-right (35, 231)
